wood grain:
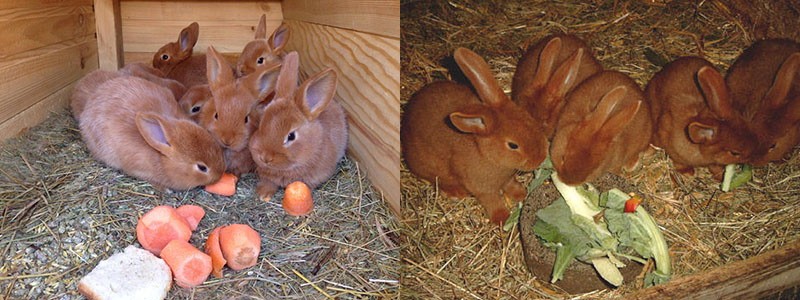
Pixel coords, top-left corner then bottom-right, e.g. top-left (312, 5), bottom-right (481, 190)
top-left (94, 0), bottom-right (122, 70)
top-left (0, 0), bottom-right (90, 10)
top-left (283, 0), bottom-right (399, 38)
top-left (0, 81), bottom-right (80, 141)
top-left (0, 5), bottom-right (94, 57)
top-left (285, 20), bottom-right (400, 214)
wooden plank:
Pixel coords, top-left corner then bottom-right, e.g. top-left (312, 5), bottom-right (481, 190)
top-left (94, 0), bottom-right (123, 70)
top-left (121, 20), bottom-right (285, 53)
top-left (120, 1), bottom-right (282, 21)
top-left (285, 20), bottom-right (400, 215)
top-left (124, 51), bottom-right (238, 66)
top-left (0, 5), bottom-right (95, 57)
top-left (0, 81), bottom-right (80, 141)
top-left (0, 0), bottom-right (90, 10)
top-left (282, 0), bottom-right (399, 38)
top-left (626, 239), bottom-right (800, 299)
top-left (0, 35), bottom-right (98, 126)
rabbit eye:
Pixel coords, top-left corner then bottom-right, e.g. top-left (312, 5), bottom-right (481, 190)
top-left (729, 150), bottom-right (741, 157)
top-left (196, 164), bottom-right (208, 173)
top-left (161, 54), bottom-right (169, 61)
top-left (284, 131), bottom-right (296, 144)
top-left (214, 112), bottom-right (218, 120)
top-left (257, 57), bottom-right (265, 65)
top-left (507, 141), bottom-right (519, 150)
top-left (191, 106), bottom-right (200, 113)
top-left (769, 143), bottom-right (777, 151)
top-left (244, 115), bottom-right (250, 124)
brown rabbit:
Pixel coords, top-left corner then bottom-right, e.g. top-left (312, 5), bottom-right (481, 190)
top-left (236, 15), bottom-right (290, 78)
top-left (77, 76), bottom-right (224, 191)
top-left (121, 62), bottom-right (186, 100)
top-left (726, 39), bottom-right (800, 166)
top-left (152, 22), bottom-right (207, 87)
top-left (248, 51), bottom-right (348, 201)
top-left (550, 71), bottom-right (652, 185)
top-left (178, 84), bottom-right (212, 121)
top-left (647, 56), bottom-right (757, 179)
top-left (512, 34), bottom-right (603, 137)
top-left (402, 48), bottom-right (549, 224)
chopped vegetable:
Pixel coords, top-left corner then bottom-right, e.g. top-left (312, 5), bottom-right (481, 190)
top-left (503, 202), bottom-right (523, 232)
top-left (282, 181), bottom-right (313, 216)
top-left (160, 239), bottom-right (212, 288)
top-left (721, 164), bottom-right (752, 192)
top-left (204, 226), bottom-right (226, 278)
top-left (176, 204), bottom-right (205, 231)
top-left (218, 224), bottom-right (261, 270)
top-left (136, 205), bottom-right (192, 256)
top-left (204, 173), bottom-right (238, 196)
top-left (624, 196), bottom-right (642, 213)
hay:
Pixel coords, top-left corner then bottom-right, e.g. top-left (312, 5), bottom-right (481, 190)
top-left (400, 0), bottom-right (800, 298)
top-left (0, 109), bottom-right (399, 299)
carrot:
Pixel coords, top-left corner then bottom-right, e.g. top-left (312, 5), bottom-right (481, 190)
top-left (218, 224), bottom-right (261, 270)
top-left (160, 239), bottom-right (212, 288)
top-left (176, 204), bottom-right (205, 231)
top-left (136, 205), bottom-right (192, 256)
top-left (282, 181), bottom-right (313, 216)
top-left (204, 173), bottom-right (238, 196)
top-left (204, 226), bottom-right (227, 278)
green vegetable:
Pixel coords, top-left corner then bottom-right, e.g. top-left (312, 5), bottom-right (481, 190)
top-left (503, 202), bottom-right (522, 232)
top-left (721, 164), bottom-right (753, 192)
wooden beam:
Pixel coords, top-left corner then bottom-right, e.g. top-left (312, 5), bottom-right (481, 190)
top-left (625, 239), bottom-right (800, 299)
top-left (0, 5), bottom-right (95, 57)
top-left (285, 20), bottom-right (400, 215)
top-left (94, 0), bottom-right (122, 70)
top-left (282, 0), bottom-right (399, 38)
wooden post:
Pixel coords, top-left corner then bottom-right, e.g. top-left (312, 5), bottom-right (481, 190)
top-left (94, 0), bottom-right (123, 70)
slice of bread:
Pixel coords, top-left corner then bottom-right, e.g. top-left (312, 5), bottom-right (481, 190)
top-left (78, 245), bottom-right (172, 300)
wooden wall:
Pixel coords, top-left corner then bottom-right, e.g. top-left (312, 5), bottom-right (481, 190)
top-left (0, 0), bottom-right (98, 140)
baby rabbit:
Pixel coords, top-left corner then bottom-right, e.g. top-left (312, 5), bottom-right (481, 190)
top-left (512, 34), bottom-right (603, 137)
top-left (152, 22), bottom-right (207, 87)
top-left (198, 46), bottom-right (282, 175)
top-left (401, 48), bottom-right (549, 224)
top-left (726, 39), bottom-right (800, 166)
top-left (178, 84), bottom-right (212, 120)
top-left (76, 76), bottom-right (224, 191)
top-left (551, 71), bottom-right (652, 185)
top-left (248, 52), bottom-right (348, 201)
top-left (647, 56), bottom-right (757, 179)
top-left (236, 15), bottom-right (290, 77)
top-left (121, 62), bottom-right (186, 100)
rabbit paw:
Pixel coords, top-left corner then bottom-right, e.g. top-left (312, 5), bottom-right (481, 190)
top-left (503, 179), bottom-right (527, 203)
top-left (708, 165), bottom-right (725, 181)
top-left (438, 184), bottom-right (470, 199)
top-left (489, 208), bottom-right (511, 225)
top-left (256, 180), bottom-right (279, 202)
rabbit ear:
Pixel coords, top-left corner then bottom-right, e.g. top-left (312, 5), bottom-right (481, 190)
top-left (584, 86), bottom-right (638, 134)
top-left (687, 121), bottom-right (718, 144)
top-left (248, 62), bottom-right (283, 101)
top-left (297, 68), bottom-right (338, 120)
top-left (697, 66), bottom-right (736, 120)
top-left (764, 52), bottom-right (800, 110)
top-left (178, 22), bottom-right (200, 55)
top-left (276, 51), bottom-right (300, 100)
top-left (254, 14), bottom-right (267, 39)
top-left (449, 111), bottom-right (491, 134)
top-left (206, 46), bottom-right (235, 91)
top-left (269, 22), bottom-right (290, 53)
top-left (453, 48), bottom-right (507, 106)
top-left (530, 37), bottom-right (562, 90)
top-left (136, 113), bottom-right (174, 156)
top-left (600, 100), bottom-right (641, 138)
top-left (545, 47), bottom-right (583, 100)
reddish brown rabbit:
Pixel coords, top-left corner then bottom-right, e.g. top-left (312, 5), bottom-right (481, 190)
top-left (551, 71), bottom-right (652, 185)
top-left (152, 22), bottom-right (207, 87)
top-left (76, 76), bottom-right (224, 191)
top-left (402, 48), bottom-right (549, 224)
top-left (647, 56), bottom-right (757, 179)
top-left (512, 34), bottom-right (603, 137)
top-left (726, 39), bottom-right (800, 166)
top-left (236, 15), bottom-right (290, 78)
top-left (121, 62), bottom-right (186, 101)
top-left (178, 84), bottom-right (212, 121)
top-left (248, 52), bottom-right (348, 201)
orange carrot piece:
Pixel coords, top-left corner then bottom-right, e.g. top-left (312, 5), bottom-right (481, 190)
top-left (136, 205), bottom-right (192, 256)
top-left (204, 173), bottom-right (238, 196)
top-left (218, 224), bottom-right (261, 270)
top-left (204, 226), bottom-right (227, 278)
top-left (282, 181), bottom-right (313, 216)
top-left (176, 204), bottom-right (205, 231)
top-left (160, 239), bottom-right (212, 288)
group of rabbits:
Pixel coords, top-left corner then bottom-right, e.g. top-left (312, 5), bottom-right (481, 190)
top-left (402, 34), bottom-right (800, 224)
top-left (70, 15), bottom-right (348, 201)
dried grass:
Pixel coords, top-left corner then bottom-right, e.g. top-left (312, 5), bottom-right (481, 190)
top-left (400, 0), bottom-right (800, 298)
top-left (0, 109), bottom-right (400, 299)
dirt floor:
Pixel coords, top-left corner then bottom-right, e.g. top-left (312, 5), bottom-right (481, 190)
top-left (399, 0), bottom-right (800, 299)
top-left (0, 109), bottom-right (400, 299)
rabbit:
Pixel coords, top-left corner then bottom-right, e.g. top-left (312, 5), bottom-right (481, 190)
top-left (178, 84), bottom-right (212, 121)
top-left (198, 46), bottom-right (282, 175)
top-left (248, 51), bottom-right (348, 202)
top-left (152, 22), bottom-right (207, 88)
top-left (725, 38), bottom-right (800, 166)
top-left (646, 56), bottom-right (757, 179)
top-left (236, 15), bottom-right (290, 78)
top-left (71, 70), bottom-right (123, 121)
top-left (76, 75), bottom-right (224, 191)
top-left (121, 62), bottom-right (186, 100)
top-left (512, 34), bottom-right (603, 138)
top-left (401, 47), bottom-right (549, 225)
top-left (550, 71), bottom-right (652, 185)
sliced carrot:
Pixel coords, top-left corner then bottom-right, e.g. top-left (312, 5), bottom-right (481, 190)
top-left (218, 224), bottom-right (261, 270)
top-left (282, 181), bottom-right (313, 216)
top-left (176, 204), bottom-right (205, 231)
top-left (204, 173), bottom-right (238, 196)
top-left (136, 205), bottom-right (192, 256)
top-left (160, 239), bottom-right (212, 288)
top-left (204, 226), bottom-right (227, 278)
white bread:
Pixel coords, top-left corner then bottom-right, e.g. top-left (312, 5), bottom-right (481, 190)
top-left (78, 245), bottom-right (172, 300)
